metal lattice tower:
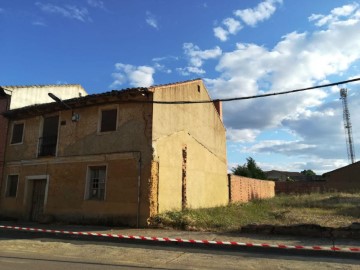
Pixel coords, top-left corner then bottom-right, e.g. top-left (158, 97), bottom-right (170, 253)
top-left (340, 88), bottom-right (356, 164)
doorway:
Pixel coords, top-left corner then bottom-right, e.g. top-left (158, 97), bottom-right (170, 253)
top-left (29, 179), bottom-right (47, 222)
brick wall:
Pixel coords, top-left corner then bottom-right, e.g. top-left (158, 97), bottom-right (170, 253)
top-left (324, 162), bottom-right (360, 192)
top-left (275, 181), bottom-right (326, 194)
top-left (228, 174), bottom-right (275, 203)
top-left (0, 95), bottom-right (10, 188)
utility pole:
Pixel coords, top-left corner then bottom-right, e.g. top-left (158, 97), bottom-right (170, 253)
top-left (340, 88), bottom-right (356, 164)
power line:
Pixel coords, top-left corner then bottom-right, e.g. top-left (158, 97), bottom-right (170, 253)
top-left (150, 77), bottom-right (360, 104)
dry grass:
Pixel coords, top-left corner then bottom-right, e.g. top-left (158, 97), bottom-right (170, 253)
top-left (150, 192), bottom-right (360, 232)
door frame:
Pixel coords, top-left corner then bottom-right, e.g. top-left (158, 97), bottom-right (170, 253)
top-left (23, 175), bottom-right (49, 219)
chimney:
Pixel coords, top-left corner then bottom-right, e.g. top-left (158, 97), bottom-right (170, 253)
top-left (213, 100), bottom-right (223, 121)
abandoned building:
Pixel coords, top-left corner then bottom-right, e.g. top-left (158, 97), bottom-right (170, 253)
top-left (0, 79), bottom-right (228, 226)
top-left (0, 84), bottom-right (87, 214)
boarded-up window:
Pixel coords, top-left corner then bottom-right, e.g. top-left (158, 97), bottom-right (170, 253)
top-left (11, 123), bottom-right (24, 144)
top-left (87, 166), bottom-right (106, 200)
top-left (6, 175), bottom-right (19, 197)
top-left (100, 109), bottom-right (117, 132)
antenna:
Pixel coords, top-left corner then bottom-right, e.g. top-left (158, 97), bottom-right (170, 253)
top-left (340, 88), bottom-right (356, 164)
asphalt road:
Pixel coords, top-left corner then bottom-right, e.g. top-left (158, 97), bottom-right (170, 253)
top-left (0, 237), bottom-right (359, 270)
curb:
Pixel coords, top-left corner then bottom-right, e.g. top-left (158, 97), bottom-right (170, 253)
top-left (1, 225), bottom-right (360, 253)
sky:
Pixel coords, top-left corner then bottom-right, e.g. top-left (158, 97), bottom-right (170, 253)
top-left (1, 0), bottom-right (360, 174)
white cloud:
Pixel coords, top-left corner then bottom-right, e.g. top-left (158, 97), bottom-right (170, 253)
top-left (87, 0), bottom-right (105, 9)
top-left (35, 2), bottom-right (91, 22)
top-left (213, 0), bottom-right (281, 41)
top-left (243, 140), bottom-right (317, 155)
top-left (234, 0), bottom-right (282, 27)
top-left (177, 67), bottom-right (205, 76)
top-left (146, 11), bottom-right (158, 29)
top-left (214, 18), bottom-right (243, 41)
top-left (226, 128), bottom-right (260, 143)
top-left (213, 27), bottom-right (228, 42)
top-left (180, 43), bottom-right (222, 75)
top-left (153, 62), bottom-right (172, 74)
top-left (309, 3), bottom-right (359, 27)
top-left (206, 3), bottom-right (360, 172)
top-left (260, 158), bottom-right (348, 175)
top-left (111, 63), bottom-right (155, 88)
top-left (152, 56), bottom-right (179, 62)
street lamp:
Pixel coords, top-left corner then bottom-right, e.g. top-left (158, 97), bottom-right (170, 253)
top-left (48, 93), bottom-right (80, 122)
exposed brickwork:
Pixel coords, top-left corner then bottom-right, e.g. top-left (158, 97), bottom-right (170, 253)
top-left (228, 175), bottom-right (275, 203)
top-left (275, 181), bottom-right (326, 194)
top-left (182, 145), bottom-right (187, 210)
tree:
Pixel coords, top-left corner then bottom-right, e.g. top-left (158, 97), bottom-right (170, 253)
top-left (231, 157), bottom-right (267, 180)
top-left (300, 169), bottom-right (316, 176)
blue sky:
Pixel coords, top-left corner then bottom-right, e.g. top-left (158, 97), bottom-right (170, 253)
top-left (1, 0), bottom-right (360, 174)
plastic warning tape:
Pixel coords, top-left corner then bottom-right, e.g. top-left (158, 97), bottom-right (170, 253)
top-left (1, 225), bottom-right (359, 253)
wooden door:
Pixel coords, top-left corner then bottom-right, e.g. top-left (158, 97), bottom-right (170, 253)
top-left (30, 180), bottom-right (47, 222)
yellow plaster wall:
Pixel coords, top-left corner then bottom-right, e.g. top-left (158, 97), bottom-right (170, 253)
top-left (3, 100), bottom-right (153, 225)
top-left (0, 155), bottom-right (145, 225)
top-left (156, 132), bottom-right (228, 212)
top-left (152, 80), bottom-right (228, 212)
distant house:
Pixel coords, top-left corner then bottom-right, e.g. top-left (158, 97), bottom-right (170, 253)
top-left (265, 170), bottom-right (305, 181)
top-left (265, 170), bottom-right (323, 182)
top-left (323, 161), bottom-right (360, 192)
top-left (0, 79), bottom-right (228, 226)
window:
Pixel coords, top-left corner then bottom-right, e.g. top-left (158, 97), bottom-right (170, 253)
top-left (6, 175), bottom-right (19, 197)
top-left (38, 115), bottom-right (59, 157)
top-left (100, 109), bottom-right (117, 132)
top-left (11, 123), bottom-right (24, 144)
top-left (87, 166), bottom-right (106, 200)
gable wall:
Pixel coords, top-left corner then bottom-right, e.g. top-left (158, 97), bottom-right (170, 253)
top-left (151, 80), bottom-right (228, 213)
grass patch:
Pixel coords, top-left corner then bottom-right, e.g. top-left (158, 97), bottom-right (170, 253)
top-left (150, 192), bottom-right (360, 232)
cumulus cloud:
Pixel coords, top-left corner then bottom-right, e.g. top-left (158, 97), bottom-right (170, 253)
top-left (146, 11), bottom-right (158, 29)
top-left (213, 0), bottom-right (281, 41)
top-left (110, 63), bottom-right (155, 88)
top-left (180, 43), bottom-right (222, 75)
top-left (35, 2), bottom-right (91, 22)
top-left (234, 0), bottom-right (282, 27)
top-left (214, 18), bottom-right (243, 41)
top-left (207, 3), bottom-right (360, 170)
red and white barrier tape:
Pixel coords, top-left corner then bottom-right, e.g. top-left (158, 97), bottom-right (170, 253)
top-left (1, 225), bottom-right (359, 253)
